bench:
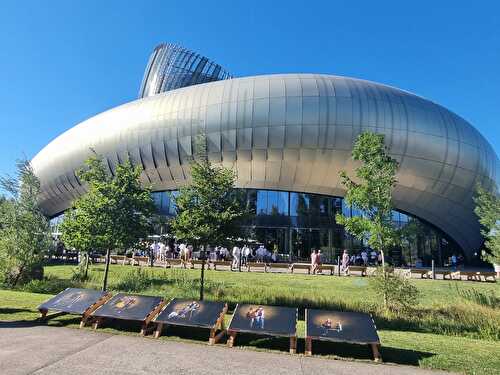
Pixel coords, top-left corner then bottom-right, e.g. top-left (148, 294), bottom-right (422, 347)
top-left (211, 261), bottom-right (232, 270)
top-left (410, 268), bottom-right (431, 278)
top-left (434, 270), bottom-right (453, 280)
top-left (268, 263), bottom-right (291, 272)
top-left (165, 258), bottom-right (183, 268)
top-left (452, 271), bottom-right (496, 282)
top-left (131, 256), bottom-right (150, 266)
top-left (189, 259), bottom-right (207, 269)
top-left (246, 262), bottom-right (268, 272)
top-left (347, 266), bottom-right (367, 276)
top-left (290, 263), bottom-right (312, 274)
top-left (110, 255), bottom-right (129, 265)
top-left (318, 264), bottom-right (336, 275)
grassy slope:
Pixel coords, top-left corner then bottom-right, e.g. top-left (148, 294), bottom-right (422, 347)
top-left (1, 264), bottom-right (499, 375)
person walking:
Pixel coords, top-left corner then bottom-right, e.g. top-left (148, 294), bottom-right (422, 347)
top-left (311, 249), bottom-right (318, 274)
top-left (232, 245), bottom-right (241, 270)
top-left (341, 249), bottom-right (350, 275)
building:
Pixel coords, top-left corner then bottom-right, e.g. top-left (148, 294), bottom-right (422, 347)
top-left (33, 44), bottom-right (499, 266)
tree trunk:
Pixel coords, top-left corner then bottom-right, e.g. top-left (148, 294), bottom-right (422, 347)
top-left (84, 252), bottom-right (89, 279)
top-left (102, 249), bottom-right (111, 291)
top-left (380, 248), bottom-right (387, 310)
top-left (199, 244), bottom-right (207, 301)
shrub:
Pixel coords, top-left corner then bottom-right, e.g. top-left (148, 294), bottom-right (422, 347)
top-left (113, 267), bottom-right (153, 292)
top-left (455, 285), bottom-right (499, 309)
top-left (21, 276), bottom-right (75, 294)
top-left (371, 266), bottom-right (419, 314)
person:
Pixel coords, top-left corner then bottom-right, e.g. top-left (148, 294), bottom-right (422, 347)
top-left (361, 249), bottom-right (368, 266)
top-left (377, 251), bottom-right (383, 266)
top-left (256, 245), bottom-right (265, 262)
top-left (179, 244), bottom-right (188, 268)
top-left (159, 241), bottom-right (166, 262)
top-left (341, 249), bottom-right (350, 275)
top-left (271, 249), bottom-right (278, 263)
top-left (232, 245), bottom-right (241, 270)
top-left (370, 249), bottom-right (378, 265)
top-left (317, 250), bottom-right (323, 273)
top-left (242, 244), bottom-right (251, 266)
top-left (311, 249), bottom-right (318, 274)
top-left (451, 254), bottom-right (457, 270)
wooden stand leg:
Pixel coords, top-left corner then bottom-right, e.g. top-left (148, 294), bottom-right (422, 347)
top-left (305, 337), bottom-right (312, 356)
top-left (154, 323), bottom-right (164, 338)
top-left (227, 330), bottom-right (237, 347)
top-left (38, 309), bottom-right (48, 321)
top-left (371, 343), bottom-right (382, 362)
top-left (92, 317), bottom-right (103, 330)
top-left (289, 336), bottom-right (297, 354)
top-left (140, 322), bottom-right (149, 336)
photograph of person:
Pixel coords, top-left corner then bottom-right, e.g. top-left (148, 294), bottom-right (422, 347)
top-left (113, 296), bottom-right (138, 313)
top-left (319, 318), bottom-right (342, 336)
top-left (246, 306), bottom-right (265, 329)
top-left (167, 301), bottom-right (200, 320)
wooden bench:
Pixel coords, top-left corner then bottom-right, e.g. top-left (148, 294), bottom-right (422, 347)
top-left (211, 261), bottom-right (231, 270)
top-left (410, 268), bottom-right (432, 278)
top-left (452, 271), bottom-right (496, 282)
top-left (165, 258), bottom-right (183, 268)
top-left (246, 262), bottom-right (268, 272)
top-left (290, 263), bottom-right (312, 274)
top-left (318, 264), bottom-right (336, 275)
top-left (131, 256), bottom-right (149, 266)
top-left (347, 266), bottom-right (367, 276)
top-left (434, 270), bottom-right (453, 280)
top-left (268, 263), bottom-right (291, 272)
top-left (394, 268), bottom-right (412, 278)
top-left (110, 255), bottom-right (129, 265)
top-left (189, 259), bottom-right (207, 269)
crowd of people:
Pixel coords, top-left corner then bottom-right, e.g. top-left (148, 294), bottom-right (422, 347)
top-left (137, 241), bottom-right (281, 270)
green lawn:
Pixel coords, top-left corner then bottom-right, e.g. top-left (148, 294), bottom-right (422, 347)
top-left (1, 264), bottom-right (499, 374)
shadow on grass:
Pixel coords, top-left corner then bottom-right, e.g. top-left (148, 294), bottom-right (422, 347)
top-left (0, 307), bottom-right (33, 314)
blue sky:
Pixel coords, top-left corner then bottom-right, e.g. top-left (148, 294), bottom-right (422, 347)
top-left (0, 0), bottom-right (498, 177)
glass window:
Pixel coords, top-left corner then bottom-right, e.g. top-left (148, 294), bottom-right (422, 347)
top-left (290, 193), bottom-right (310, 216)
top-left (256, 190), bottom-right (267, 215)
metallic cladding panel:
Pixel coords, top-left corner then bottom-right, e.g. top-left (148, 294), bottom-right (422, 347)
top-left (32, 74), bottom-right (499, 257)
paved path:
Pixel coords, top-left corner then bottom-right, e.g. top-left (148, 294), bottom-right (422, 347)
top-left (0, 323), bottom-right (451, 375)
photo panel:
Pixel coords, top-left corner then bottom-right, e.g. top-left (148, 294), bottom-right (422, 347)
top-left (155, 298), bottom-right (226, 328)
top-left (38, 288), bottom-right (108, 315)
top-left (229, 304), bottom-right (297, 337)
top-left (306, 309), bottom-right (380, 344)
top-left (91, 293), bottom-right (163, 321)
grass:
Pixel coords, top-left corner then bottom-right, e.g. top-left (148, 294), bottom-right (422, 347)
top-left (1, 264), bottom-right (499, 374)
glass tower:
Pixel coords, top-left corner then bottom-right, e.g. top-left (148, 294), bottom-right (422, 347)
top-left (138, 43), bottom-right (232, 98)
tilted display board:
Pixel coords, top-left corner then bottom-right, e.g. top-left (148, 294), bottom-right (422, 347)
top-left (305, 309), bottom-right (381, 361)
top-left (227, 304), bottom-right (298, 353)
top-left (37, 288), bottom-right (112, 327)
top-left (153, 299), bottom-right (227, 344)
top-left (91, 293), bottom-right (165, 335)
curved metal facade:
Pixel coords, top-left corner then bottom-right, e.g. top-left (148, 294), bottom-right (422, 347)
top-left (32, 74), bottom-right (499, 257)
top-left (138, 43), bottom-right (232, 98)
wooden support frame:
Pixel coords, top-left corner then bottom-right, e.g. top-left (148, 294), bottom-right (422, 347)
top-left (79, 292), bottom-right (113, 328)
top-left (153, 303), bottom-right (228, 345)
top-left (92, 299), bottom-right (166, 336)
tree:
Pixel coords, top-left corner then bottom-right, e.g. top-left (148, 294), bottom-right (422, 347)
top-left (169, 135), bottom-right (248, 299)
top-left (336, 131), bottom-right (400, 267)
top-left (60, 155), bottom-right (156, 290)
top-left (474, 182), bottom-right (500, 265)
top-left (0, 160), bottom-right (51, 287)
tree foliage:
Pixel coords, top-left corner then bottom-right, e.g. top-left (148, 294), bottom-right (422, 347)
top-left (169, 135), bottom-right (248, 248)
top-left (474, 183), bottom-right (500, 265)
top-left (60, 156), bottom-right (157, 287)
top-left (336, 132), bottom-right (400, 258)
top-left (0, 160), bottom-right (51, 286)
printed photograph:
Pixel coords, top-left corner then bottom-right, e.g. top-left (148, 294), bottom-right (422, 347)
top-left (229, 304), bottom-right (297, 336)
top-left (306, 309), bottom-right (379, 344)
top-left (92, 293), bottom-right (162, 321)
top-left (155, 299), bottom-right (226, 328)
top-left (39, 288), bottom-right (106, 314)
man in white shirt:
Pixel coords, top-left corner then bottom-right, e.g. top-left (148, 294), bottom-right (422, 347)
top-left (232, 246), bottom-right (241, 270)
